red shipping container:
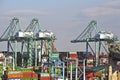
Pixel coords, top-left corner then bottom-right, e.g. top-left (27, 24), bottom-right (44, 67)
top-left (22, 72), bottom-right (34, 78)
top-left (8, 74), bottom-right (23, 78)
top-left (69, 54), bottom-right (78, 58)
top-left (87, 73), bottom-right (102, 77)
top-left (40, 77), bottom-right (54, 80)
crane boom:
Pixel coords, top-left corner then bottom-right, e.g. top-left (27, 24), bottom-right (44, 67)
top-left (0, 17), bottom-right (21, 41)
top-left (25, 18), bottom-right (41, 33)
top-left (71, 20), bottom-right (100, 43)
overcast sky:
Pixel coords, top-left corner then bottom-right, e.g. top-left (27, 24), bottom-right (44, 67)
top-left (0, 0), bottom-right (120, 52)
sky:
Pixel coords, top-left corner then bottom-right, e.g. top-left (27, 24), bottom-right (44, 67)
top-left (0, 0), bottom-right (120, 52)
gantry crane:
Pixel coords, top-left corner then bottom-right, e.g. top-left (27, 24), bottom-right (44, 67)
top-left (71, 20), bottom-right (102, 66)
top-left (71, 20), bottom-right (116, 64)
top-left (14, 18), bottom-right (56, 67)
top-left (71, 20), bottom-right (119, 79)
top-left (0, 17), bottom-right (56, 69)
top-left (25, 18), bottom-right (56, 66)
top-left (0, 17), bottom-right (22, 70)
top-left (0, 18), bottom-right (58, 80)
top-left (19, 18), bottom-right (40, 66)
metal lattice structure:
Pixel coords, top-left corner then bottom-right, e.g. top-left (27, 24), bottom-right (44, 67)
top-left (0, 17), bottom-right (21, 41)
top-left (0, 17), bottom-right (22, 70)
top-left (70, 20), bottom-right (115, 80)
top-left (25, 18), bottom-right (41, 33)
top-left (71, 20), bottom-right (100, 43)
top-left (21, 18), bottom-right (40, 66)
top-left (0, 18), bottom-right (56, 69)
